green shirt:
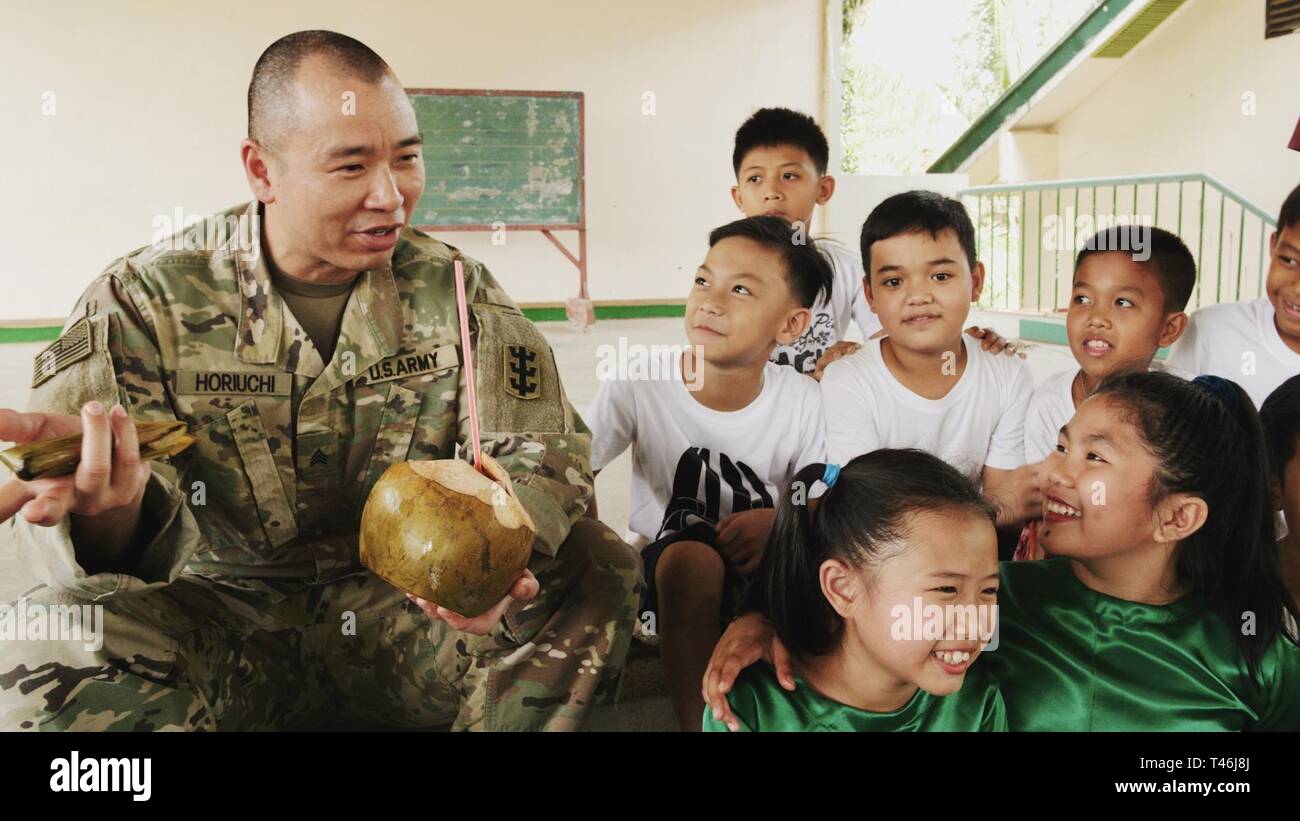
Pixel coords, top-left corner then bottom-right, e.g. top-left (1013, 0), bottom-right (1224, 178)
top-left (987, 558), bottom-right (1300, 731)
top-left (702, 661), bottom-right (1008, 732)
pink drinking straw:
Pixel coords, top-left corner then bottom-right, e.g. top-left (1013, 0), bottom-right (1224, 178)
top-left (453, 258), bottom-right (483, 473)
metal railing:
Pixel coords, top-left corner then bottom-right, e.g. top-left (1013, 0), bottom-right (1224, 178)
top-left (959, 172), bottom-right (1278, 314)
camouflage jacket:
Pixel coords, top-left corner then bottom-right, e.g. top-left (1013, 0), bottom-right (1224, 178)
top-left (11, 202), bottom-right (593, 601)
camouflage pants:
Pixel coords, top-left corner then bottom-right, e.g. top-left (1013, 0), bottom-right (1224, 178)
top-left (0, 518), bottom-right (642, 731)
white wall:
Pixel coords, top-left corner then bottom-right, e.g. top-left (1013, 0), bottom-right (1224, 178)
top-left (0, 0), bottom-right (826, 322)
top-left (1053, 0), bottom-right (1300, 215)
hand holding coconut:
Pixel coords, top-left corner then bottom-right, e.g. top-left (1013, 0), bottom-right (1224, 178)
top-left (405, 568), bottom-right (539, 635)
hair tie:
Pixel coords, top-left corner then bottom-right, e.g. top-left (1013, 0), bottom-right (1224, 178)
top-left (1192, 374), bottom-right (1240, 413)
top-left (822, 463), bottom-right (841, 489)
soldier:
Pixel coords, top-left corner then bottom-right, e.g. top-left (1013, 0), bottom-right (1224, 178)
top-left (0, 30), bottom-right (642, 731)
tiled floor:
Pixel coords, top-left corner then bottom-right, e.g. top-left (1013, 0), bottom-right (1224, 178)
top-left (0, 314), bottom-right (1074, 731)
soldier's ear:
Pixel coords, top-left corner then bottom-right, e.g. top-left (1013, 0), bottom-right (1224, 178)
top-left (241, 139), bottom-right (276, 204)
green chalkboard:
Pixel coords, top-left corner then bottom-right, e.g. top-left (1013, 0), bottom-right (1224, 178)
top-left (407, 89), bottom-right (584, 229)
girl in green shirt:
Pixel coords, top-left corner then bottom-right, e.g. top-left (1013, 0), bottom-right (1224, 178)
top-left (702, 449), bottom-right (1007, 732)
top-left (704, 372), bottom-right (1300, 731)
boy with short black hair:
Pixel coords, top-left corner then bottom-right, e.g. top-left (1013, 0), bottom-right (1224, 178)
top-left (586, 215), bottom-right (829, 730)
top-left (1023, 225), bottom-right (1196, 462)
top-left (821, 190), bottom-right (1037, 526)
top-left (1166, 182), bottom-right (1300, 408)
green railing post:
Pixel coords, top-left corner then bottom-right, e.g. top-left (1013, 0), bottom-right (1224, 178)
top-left (1235, 205), bottom-right (1245, 302)
top-left (1216, 190), bottom-right (1226, 305)
top-left (1019, 192), bottom-right (1027, 313)
top-left (1036, 189), bottom-right (1043, 313)
top-left (1196, 180), bottom-right (1206, 309)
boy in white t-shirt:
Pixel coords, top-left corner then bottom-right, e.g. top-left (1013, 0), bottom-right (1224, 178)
top-left (585, 216), bottom-right (828, 731)
top-left (1166, 182), bottom-right (1300, 409)
top-left (1023, 225), bottom-right (1196, 463)
top-left (728, 107), bottom-right (1013, 379)
top-left (820, 190), bottom-right (1038, 529)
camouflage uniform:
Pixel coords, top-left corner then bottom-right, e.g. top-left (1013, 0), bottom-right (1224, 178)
top-left (0, 202), bottom-right (643, 731)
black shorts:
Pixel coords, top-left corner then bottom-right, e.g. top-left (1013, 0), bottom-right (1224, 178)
top-left (639, 521), bottom-right (744, 627)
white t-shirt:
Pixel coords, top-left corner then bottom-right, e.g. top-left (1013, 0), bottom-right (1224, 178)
top-left (820, 334), bottom-right (1033, 480)
top-left (1166, 298), bottom-right (1300, 409)
top-left (1023, 368), bottom-right (1077, 464)
top-left (1023, 361), bottom-right (1193, 462)
top-left (769, 239), bottom-right (881, 374)
top-left (586, 361), bottom-right (825, 547)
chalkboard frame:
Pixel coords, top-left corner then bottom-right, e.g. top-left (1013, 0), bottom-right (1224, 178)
top-left (405, 88), bottom-right (586, 232)
top-left (406, 88), bottom-right (592, 326)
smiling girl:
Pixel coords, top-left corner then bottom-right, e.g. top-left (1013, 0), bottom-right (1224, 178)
top-left (702, 449), bottom-right (1006, 732)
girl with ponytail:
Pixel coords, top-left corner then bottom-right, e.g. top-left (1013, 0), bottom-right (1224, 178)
top-left (705, 372), bottom-right (1300, 731)
top-left (701, 449), bottom-right (1007, 732)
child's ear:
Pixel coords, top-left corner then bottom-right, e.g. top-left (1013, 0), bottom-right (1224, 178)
top-left (969, 261), bottom-right (986, 303)
top-left (1152, 492), bottom-right (1209, 544)
top-left (776, 305), bottom-right (812, 345)
top-left (820, 557), bottom-right (862, 617)
top-left (863, 275), bottom-right (876, 312)
top-left (730, 185), bottom-right (745, 213)
top-left (1157, 311), bottom-right (1190, 347)
top-left (816, 175), bottom-right (836, 206)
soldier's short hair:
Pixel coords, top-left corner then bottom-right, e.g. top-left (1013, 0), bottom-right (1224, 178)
top-left (247, 30), bottom-right (392, 148)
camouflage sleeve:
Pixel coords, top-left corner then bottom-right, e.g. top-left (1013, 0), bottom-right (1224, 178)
top-left (456, 259), bottom-right (593, 558)
top-left (8, 260), bottom-right (205, 600)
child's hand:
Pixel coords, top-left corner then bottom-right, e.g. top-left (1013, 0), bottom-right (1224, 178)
top-left (702, 612), bottom-right (793, 732)
top-left (983, 462), bottom-right (1045, 526)
top-left (811, 341), bottom-right (862, 380)
top-left (715, 508), bottom-right (776, 575)
top-left (965, 325), bottom-right (1026, 359)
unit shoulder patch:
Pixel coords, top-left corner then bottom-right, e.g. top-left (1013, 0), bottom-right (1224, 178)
top-left (503, 343), bottom-right (541, 400)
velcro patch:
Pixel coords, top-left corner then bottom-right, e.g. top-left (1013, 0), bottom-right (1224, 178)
top-left (176, 370), bottom-right (292, 395)
top-left (503, 344), bottom-right (541, 400)
top-left (32, 318), bottom-right (93, 388)
top-left (359, 343), bottom-right (459, 385)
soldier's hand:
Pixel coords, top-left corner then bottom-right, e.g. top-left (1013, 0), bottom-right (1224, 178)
top-left (0, 401), bottom-right (151, 527)
top-left (406, 568), bottom-right (540, 636)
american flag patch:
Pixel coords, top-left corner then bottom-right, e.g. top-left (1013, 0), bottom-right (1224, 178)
top-left (32, 318), bottom-right (93, 388)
